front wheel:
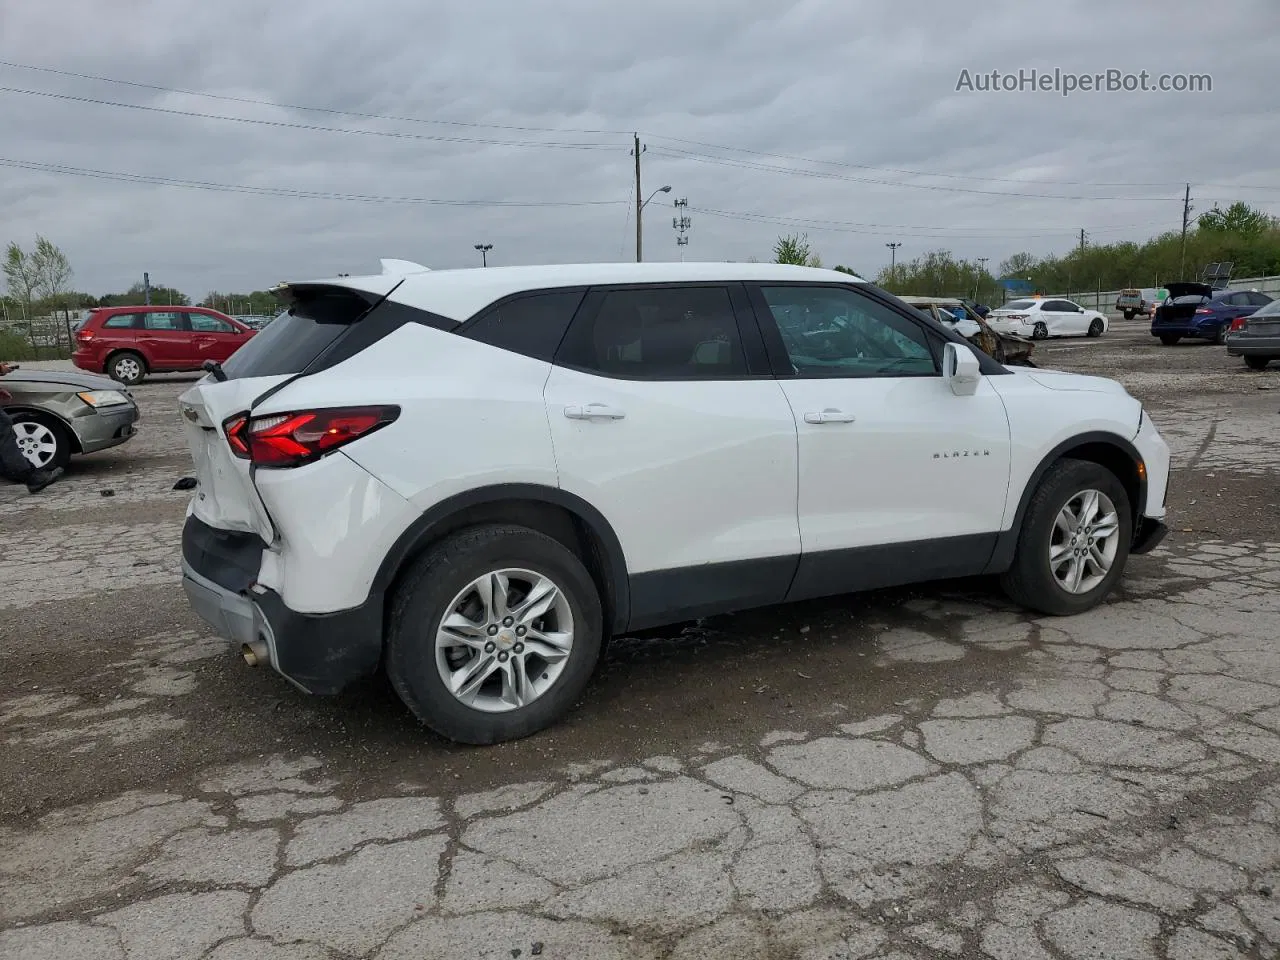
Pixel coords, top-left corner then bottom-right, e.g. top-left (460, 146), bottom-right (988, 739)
top-left (1245, 356), bottom-right (1271, 371)
top-left (1001, 459), bottom-right (1133, 616)
top-left (10, 413), bottom-right (72, 471)
top-left (1123, 310), bottom-right (1135, 320)
top-left (386, 524), bottom-right (603, 744)
top-left (1032, 322), bottom-right (1049, 340)
top-left (1159, 334), bottom-right (1181, 346)
top-left (1088, 318), bottom-right (1104, 338)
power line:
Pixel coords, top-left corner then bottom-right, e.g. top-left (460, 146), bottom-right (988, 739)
top-left (0, 59), bottom-right (630, 137)
top-left (0, 86), bottom-right (620, 151)
top-left (0, 157), bottom-right (626, 206)
top-left (646, 133), bottom-right (1280, 192)
top-left (0, 155), bottom-right (1186, 241)
top-left (650, 147), bottom-right (1184, 201)
top-left (3, 59), bottom-right (1274, 193)
top-left (687, 205), bottom-right (1172, 239)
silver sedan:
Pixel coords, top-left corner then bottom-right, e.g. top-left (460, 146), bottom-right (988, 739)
top-left (1, 367), bottom-right (140, 471)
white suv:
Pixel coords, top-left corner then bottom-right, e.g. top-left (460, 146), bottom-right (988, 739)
top-left (179, 261), bottom-right (1170, 744)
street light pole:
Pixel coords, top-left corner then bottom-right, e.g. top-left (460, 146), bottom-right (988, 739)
top-left (474, 243), bottom-right (493, 267)
top-left (885, 242), bottom-right (901, 287)
top-left (636, 185), bottom-right (672, 262)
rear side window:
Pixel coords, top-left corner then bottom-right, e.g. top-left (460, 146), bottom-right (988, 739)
top-left (144, 311), bottom-right (186, 330)
top-left (102, 313), bottom-right (138, 329)
top-left (462, 290), bottom-right (584, 362)
top-left (556, 286), bottom-right (748, 380)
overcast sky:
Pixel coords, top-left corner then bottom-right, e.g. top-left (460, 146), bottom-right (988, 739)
top-left (1, 0), bottom-right (1277, 298)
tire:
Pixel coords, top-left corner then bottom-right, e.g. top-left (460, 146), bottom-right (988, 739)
top-left (1088, 318), bottom-right (1104, 338)
top-left (1032, 322), bottom-right (1049, 340)
top-left (107, 351), bottom-right (146, 385)
top-left (1245, 356), bottom-right (1271, 371)
top-left (1159, 335), bottom-right (1181, 346)
top-left (386, 524), bottom-right (604, 744)
top-left (1000, 458), bottom-right (1133, 617)
top-left (1123, 310), bottom-right (1135, 320)
top-left (1214, 325), bottom-right (1228, 345)
top-left (9, 413), bottom-right (72, 471)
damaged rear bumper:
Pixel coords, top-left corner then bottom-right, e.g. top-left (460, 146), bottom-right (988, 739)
top-left (181, 515), bottom-right (382, 695)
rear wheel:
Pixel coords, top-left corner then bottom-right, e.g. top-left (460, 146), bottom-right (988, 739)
top-left (1214, 325), bottom-right (1229, 345)
top-left (386, 524), bottom-right (604, 744)
top-left (1245, 356), bottom-right (1271, 371)
top-left (1123, 310), bottom-right (1135, 320)
top-left (1088, 318), bottom-right (1104, 338)
top-left (108, 351), bottom-right (146, 385)
top-left (1001, 459), bottom-right (1132, 616)
top-left (10, 413), bottom-right (72, 471)
top-left (1159, 334), bottom-right (1181, 346)
top-left (1032, 322), bottom-right (1049, 340)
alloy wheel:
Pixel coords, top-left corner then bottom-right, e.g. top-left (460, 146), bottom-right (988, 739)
top-left (1050, 489), bottom-right (1120, 594)
top-left (434, 568), bottom-right (575, 713)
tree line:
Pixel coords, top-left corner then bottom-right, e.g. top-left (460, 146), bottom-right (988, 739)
top-left (770, 202), bottom-right (1280, 303)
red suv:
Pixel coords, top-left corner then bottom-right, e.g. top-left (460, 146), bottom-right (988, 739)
top-left (73, 305), bottom-right (257, 385)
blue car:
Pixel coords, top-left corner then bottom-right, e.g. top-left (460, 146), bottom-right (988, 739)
top-left (1151, 282), bottom-right (1273, 345)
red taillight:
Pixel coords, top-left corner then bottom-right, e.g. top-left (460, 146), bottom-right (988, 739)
top-left (223, 406), bottom-right (399, 468)
top-left (76, 329), bottom-right (94, 342)
top-left (1194, 308), bottom-right (1213, 315)
top-left (1230, 317), bottom-right (1248, 332)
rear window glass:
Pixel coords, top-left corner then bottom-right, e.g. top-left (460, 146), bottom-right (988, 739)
top-left (1252, 299), bottom-right (1280, 317)
top-left (1170, 295), bottom-right (1209, 304)
top-left (1000, 300), bottom-right (1035, 311)
top-left (219, 289), bottom-right (373, 379)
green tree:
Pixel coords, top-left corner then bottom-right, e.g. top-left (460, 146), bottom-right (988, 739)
top-left (997, 252), bottom-right (1038, 280)
top-left (33, 236), bottom-right (74, 348)
top-left (98, 282), bottom-right (190, 307)
top-left (832, 265), bottom-right (860, 276)
top-left (772, 233), bottom-right (822, 267)
top-left (875, 248), bottom-right (995, 299)
top-left (3, 242), bottom-right (41, 322)
top-left (1197, 202), bottom-right (1274, 237)
top-left (201, 290), bottom-right (282, 315)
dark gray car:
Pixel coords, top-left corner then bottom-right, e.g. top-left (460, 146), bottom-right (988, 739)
top-left (1226, 297), bottom-right (1280, 370)
top-left (0, 367), bottom-right (140, 471)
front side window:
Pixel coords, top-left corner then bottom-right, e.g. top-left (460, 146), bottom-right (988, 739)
top-left (189, 313), bottom-right (235, 333)
top-left (557, 286), bottom-right (747, 379)
top-left (758, 285), bottom-right (936, 378)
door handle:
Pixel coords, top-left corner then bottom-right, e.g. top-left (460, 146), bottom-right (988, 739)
top-left (564, 402), bottom-right (626, 421)
top-left (804, 408), bottom-right (856, 424)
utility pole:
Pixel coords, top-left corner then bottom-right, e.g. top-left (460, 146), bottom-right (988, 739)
top-left (473, 243), bottom-right (493, 267)
top-left (143, 271), bottom-right (151, 306)
top-left (1079, 228), bottom-right (1087, 257)
top-left (1179, 183), bottom-right (1193, 279)
top-left (633, 133), bottom-right (644, 262)
top-left (976, 257), bottom-right (989, 302)
top-left (885, 242), bottom-right (901, 287)
top-left (672, 198), bottom-right (690, 261)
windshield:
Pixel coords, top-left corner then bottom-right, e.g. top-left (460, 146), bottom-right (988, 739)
top-left (999, 300), bottom-right (1035, 311)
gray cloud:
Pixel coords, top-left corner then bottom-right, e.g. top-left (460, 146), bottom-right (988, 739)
top-left (1, 0), bottom-right (1277, 298)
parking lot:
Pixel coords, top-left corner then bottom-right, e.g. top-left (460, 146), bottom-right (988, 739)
top-left (3, 318), bottom-right (1280, 959)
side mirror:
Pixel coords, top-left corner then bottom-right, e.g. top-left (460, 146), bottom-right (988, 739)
top-left (942, 342), bottom-right (982, 396)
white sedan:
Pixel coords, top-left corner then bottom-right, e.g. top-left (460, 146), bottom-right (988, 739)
top-left (988, 298), bottom-right (1109, 340)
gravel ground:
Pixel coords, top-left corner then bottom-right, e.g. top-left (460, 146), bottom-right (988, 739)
top-left (3, 319), bottom-right (1280, 959)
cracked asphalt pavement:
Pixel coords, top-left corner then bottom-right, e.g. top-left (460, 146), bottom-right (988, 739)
top-left (3, 321), bottom-right (1280, 959)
